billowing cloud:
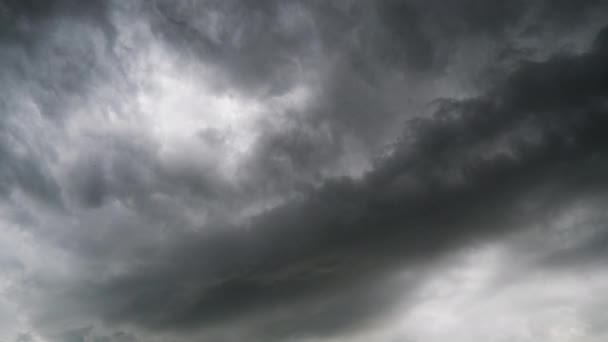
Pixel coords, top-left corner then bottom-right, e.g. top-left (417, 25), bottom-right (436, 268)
top-left (1, 1), bottom-right (608, 342)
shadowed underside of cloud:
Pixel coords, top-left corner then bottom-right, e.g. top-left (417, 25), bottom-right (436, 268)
top-left (1, 1), bottom-right (608, 342)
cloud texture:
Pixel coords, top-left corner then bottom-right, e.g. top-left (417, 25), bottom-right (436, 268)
top-left (1, 1), bottom-right (608, 341)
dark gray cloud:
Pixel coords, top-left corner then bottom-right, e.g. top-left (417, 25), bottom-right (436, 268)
top-left (1, 1), bottom-right (608, 342)
top-left (55, 24), bottom-right (606, 339)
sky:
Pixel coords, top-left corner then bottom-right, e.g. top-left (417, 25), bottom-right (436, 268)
top-left (1, 0), bottom-right (608, 341)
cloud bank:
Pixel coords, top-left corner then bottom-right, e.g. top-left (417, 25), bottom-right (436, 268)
top-left (1, 1), bottom-right (608, 341)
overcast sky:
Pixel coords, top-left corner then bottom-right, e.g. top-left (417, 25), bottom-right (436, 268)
top-left (1, 1), bottom-right (608, 341)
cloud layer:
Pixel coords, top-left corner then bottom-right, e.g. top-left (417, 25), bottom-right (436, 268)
top-left (1, 1), bottom-right (608, 341)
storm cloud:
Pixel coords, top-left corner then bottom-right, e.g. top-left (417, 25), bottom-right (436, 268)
top-left (1, 1), bottom-right (608, 342)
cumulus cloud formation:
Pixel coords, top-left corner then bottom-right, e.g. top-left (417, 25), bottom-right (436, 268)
top-left (1, 1), bottom-right (608, 341)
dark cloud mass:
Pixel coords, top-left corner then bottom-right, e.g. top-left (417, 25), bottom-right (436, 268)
top-left (1, 1), bottom-right (608, 342)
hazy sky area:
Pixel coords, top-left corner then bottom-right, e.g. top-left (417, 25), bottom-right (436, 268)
top-left (1, 1), bottom-right (608, 341)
